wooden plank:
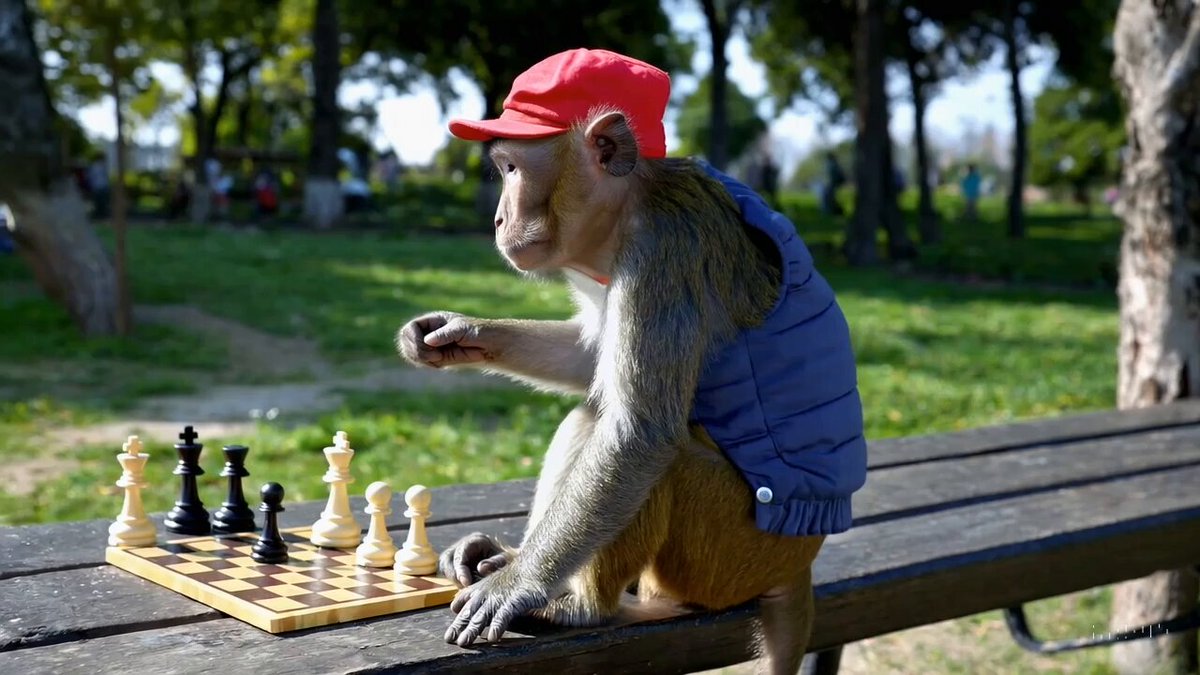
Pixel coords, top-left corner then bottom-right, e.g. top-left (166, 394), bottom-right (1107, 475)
top-left (0, 480), bottom-right (534, 580)
top-left (10, 420), bottom-right (1200, 582)
top-left (6, 405), bottom-right (1199, 579)
top-left (867, 399), bottom-right (1200, 468)
top-left (855, 425), bottom-right (1200, 524)
top-left (4, 466), bottom-right (1198, 674)
top-left (5, 425), bottom-right (1200, 648)
top-left (0, 519), bottom-right (528, 652)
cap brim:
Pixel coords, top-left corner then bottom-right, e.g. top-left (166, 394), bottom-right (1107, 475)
top-left (448, 116), bottom-right (568, 143)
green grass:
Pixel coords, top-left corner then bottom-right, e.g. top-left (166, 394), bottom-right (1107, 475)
top-left (0, 192), bottom-right (1122, 520)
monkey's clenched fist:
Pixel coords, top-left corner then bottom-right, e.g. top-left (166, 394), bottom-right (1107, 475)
top-left (444, 564), bottom-right (549, 647)
top-left (396, 312), bottom-right (495, 368)
top-left (439, 532), bottom-right (513, 589)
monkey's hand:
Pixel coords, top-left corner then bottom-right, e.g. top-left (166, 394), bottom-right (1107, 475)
top-left (396, 312), bottom-right (495, 368)
top-left (444, 565), bottom-right (549, 647)
top-left (438, 532), bottom-right (513, 588)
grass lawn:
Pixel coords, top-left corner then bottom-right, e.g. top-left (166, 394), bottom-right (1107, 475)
top-left (0, 192), bottom-right (1129, 673)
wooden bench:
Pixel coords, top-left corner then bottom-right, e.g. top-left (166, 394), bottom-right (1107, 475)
top-left (2, 401), bottom-right (1200, 674)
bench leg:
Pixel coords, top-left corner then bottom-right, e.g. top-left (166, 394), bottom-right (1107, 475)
top-left (799, 646), bottom-right (843, 675)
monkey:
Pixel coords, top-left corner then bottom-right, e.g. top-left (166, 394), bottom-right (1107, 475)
top-left (395, 50), bottom-right (866, 675)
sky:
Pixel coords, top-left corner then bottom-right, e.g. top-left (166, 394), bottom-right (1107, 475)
top-left (78, 5), bottom-right (1056, 175)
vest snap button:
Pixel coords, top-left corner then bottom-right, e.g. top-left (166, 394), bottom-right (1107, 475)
top-left (755, 486), bottom-right (773, 503)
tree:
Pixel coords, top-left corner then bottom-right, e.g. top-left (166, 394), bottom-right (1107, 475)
top-left (898, 2), bottom-right (994, 245)
top-left (1028, 82), bottom-right (1123, 211)
top-left (747, 0), bottom-right (914, 263)
top-left (849, 0), bottom-right (915, 264)
top-left (346, 0), bottom-right (689, 225)
top-left (675, 75), bottom-right (767, 165)
top-left (699, 0), bottom-right (748, 170)
top-left (1000, 0), bottom-right (1027, 239)
top-left (164, 0), bottom-right (284, 222)
top-left (304, 0), bottom-right (342, 228)
top-left (1109, 2), bottom-right (1200, 673)
top-left (36, 0), bottom-right (163, 335)
top-left (0, 0), bottom-right (120, 336)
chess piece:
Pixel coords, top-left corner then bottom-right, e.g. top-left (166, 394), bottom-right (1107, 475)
top-left (107, 435), bottom-right (156, 547)
top-left (355, 482), bottom-right (397, 567)
top-left (309, 431), bottom-right (361, 548)
top-left (394, 485), bottom-right (438, 575)
top-left (165, 425), bottom-right (210, 535)
top-left (213, 444), bottom-right (256, 534)
top-left (252, 482), bottom-right (288, 564)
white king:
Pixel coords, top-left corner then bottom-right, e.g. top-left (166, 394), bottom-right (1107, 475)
top-left (107, 435), bottom-right (156, 547)
top-left (310, 430), bottom-right (362, 547)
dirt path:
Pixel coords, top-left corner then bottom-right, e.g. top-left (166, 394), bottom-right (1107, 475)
top-left (35, 305), bottom-right (504, 454)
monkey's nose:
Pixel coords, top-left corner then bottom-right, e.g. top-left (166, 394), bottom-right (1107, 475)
top-left (494, 216), bottom-right (504, 228)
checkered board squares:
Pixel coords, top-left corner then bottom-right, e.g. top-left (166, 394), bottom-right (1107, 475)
top-left (105, 527), bottom-right (458, 634)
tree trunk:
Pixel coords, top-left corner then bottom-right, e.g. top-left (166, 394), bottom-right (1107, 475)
top-left (903, 16), bottom-right (940, 245)
top-left (105, 25), bottom-right (132, 335)
top-left (0, 0), bottom-right (119, 336)
top-left (1109, 2), bottom-right (1200, 674)
top-left (846, 0), bottom-right (890, 266)
top-left (701, 0), bottom-right (734, 170)
top-left (181, 27), bottom-right (212, 223)
top-left (882, 131), bottom-right (917, 260)
top-left (304, 0), bottom-right (344, 229)
top-left (1003, 0), bottom-right (1027, 239)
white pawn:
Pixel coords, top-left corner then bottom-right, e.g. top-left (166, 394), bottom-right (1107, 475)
top-left (395, 485), bottom-right (438, 575)
top-left (108, 435), bottom-right (156, 547)
top-left (355, 481), bottom-right (397, 568)
top-left (310, 431), bottom-right (362, 548)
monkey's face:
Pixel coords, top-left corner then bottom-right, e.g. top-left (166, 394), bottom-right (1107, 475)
top-left (490, 139), bottom-right (563, 272)
top-left (490, 112), bottom-right (639, 276)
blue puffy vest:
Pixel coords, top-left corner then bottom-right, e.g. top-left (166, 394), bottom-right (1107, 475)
top-left (690, 165), bottom-right (868, 537)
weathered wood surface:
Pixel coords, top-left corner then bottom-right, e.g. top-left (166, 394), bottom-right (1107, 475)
top-left (7, 405), bottom-right (1199, 578)
top-left (0, 480), bottom-right (535, 580)
top-left (0, 518), bottom-right (528, 652)
top-left (3, 461), bottom-right (1198, 673)
top-left (2, 403), bottom-right (1200, 673)
top-left (867, 399), bottom-right (1200, 468)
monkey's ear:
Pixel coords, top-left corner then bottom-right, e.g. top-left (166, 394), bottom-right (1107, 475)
top-left (584, 111), bottom-right (638, 177)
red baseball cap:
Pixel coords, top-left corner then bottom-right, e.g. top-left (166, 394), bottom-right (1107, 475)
top-left (448, 48), bottom-right (670, 158)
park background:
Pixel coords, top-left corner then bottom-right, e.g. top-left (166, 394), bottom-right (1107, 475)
top-left (0, 0), bottom-right (1196, 673)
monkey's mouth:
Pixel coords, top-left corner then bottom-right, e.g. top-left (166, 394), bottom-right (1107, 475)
top-left (503, 239), bottom-right (551, 255)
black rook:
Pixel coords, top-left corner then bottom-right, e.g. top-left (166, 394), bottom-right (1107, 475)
top-left (164, 425), bottom-right (211, 535)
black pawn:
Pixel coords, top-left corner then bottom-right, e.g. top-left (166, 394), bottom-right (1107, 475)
top-left (251, 482), bottom-right (288, 564)
top-left (165, 425), bottom-right (210, 535)
top-left (213, 445), bottom-right (256, 534)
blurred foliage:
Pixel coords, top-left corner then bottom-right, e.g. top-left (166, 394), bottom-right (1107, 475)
top-left (675, 74), bottom-right (767, 163)
top-left (1029, 82), bottom-right (1124, 199)
top-left (342, 0), bottom-right (693, 118)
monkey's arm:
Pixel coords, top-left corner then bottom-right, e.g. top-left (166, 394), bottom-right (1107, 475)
top-left (444, 250), bottom-right (713, 646)
top-left (475, 319), bottom-right (596, 395)
top-left (398, 314), bottom-right (595, 395)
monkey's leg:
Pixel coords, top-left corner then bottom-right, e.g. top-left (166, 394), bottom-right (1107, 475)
top-left (524, 406), bottom-right (672, 627)
top-left (755, 570), bottom-right (815, 675)
top-left (530, 487), bottom-right (670, 627)
top-left (525, 404), bottom-right (593, 532)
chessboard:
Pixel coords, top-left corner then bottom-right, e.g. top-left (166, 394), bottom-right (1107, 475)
top-left (106, 527), bottom-right (458, 634)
